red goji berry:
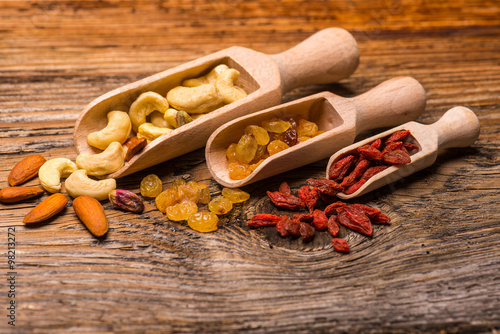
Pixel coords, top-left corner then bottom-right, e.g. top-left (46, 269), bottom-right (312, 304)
top-left (298, 185), bottom-right (319, 213)
top-left (403, 142), bottom-right (419, 153)
top-left (332, 238), bottom-right (350, 253)
top-left (311, 209), bottom-right (328, 230)
top-left (371, 212), bottom-right (391, 224)
top-left (383, 149), bottom-right (411, 165)
top-left (307, 178), bottom-right (343, 197)
top-left (324, 201), bottom-right (348, 216)
top-left (328, 155), bottom-right (355, 180)
top-left (343, 179), bottom-right (366, 195)
top-left (248, 213), bottom-right (282, 227)
top-left (361, 166), bottom-right (389, 180)
top-left (385, 129), bottom-right (410, 144)
top-left (371, 138), bottom-right (382, 149)
top-left (293, 213), bottom-right (313, 223)
top-left (299, 222), bottom-right (315, 242)
top-left (267, 191), bottom-right (305, 210)
top-left (276, 215), bottom-right (291, 237)
top-left (341, 159), bottom-right (371, 187)
top-left (348, 204), bottom-right (381, 218)
top-left (327, 215), bottom-right (340, 237)
top-left (279, 182), bottom-right (291, 195)
top-left (287, 219), bottom-right (302, 236)
top-left (338, 206), bottom-right (373, 236)
top-left (358, 145), bottom-right (383, 161)
top-left (381, 141), bottom-right (404, 154)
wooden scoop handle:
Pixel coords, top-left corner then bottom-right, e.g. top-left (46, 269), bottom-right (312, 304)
top-left (350, 76), bottom-right (427, 133)
top-left (429, 106), bottom-right (480, 150)
top-left (271, 28), bottom-right (359, 94)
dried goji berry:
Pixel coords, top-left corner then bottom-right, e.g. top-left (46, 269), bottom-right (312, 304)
top-left (358, 145), bottom-right (383, 161)
top-left (348, 204), bottom-right (381, 219)
top-left (381, 141), bottom-right (404, 154)
top-left (327, 215), bottom-right (340, 237)
top-left (279, 182), bottom-right (291, 195)
top-left (328, 155), bottom-right (355, 180)
top-left (276, 215), bottom-right (291, 237)
top-left (341, 159), bottom-right (371, 187)
top-left (371, 212), bottom-right (391, 224)
top-left (324, 201), bottom-right (348, 216)
top-left (286, 219), bottom-right (302, 236)
top-left (343, 179), bottom-right (366, 195)
top-left (338, 206), bottom-right (373, 236)
top-left (299, 222), bottom-right (315, 242)
top-left (361, 166), bottom-right (389, 180)
top-left (383, 149), bottom-right (411, 165)
top-left (248, 213), bottom-right (282, 227)
top-left (307, 178), bottom-right (343, 197)
top-left (403, 142), bottom-right (419, 153)
top-left (311, 209), bottom-right (328, 230)
top-left (293, 213), bottom-right (313, 223)
top-left (298, 185), bottom-right (319, 213)
top-left (385, 129), bottom-right (410, 144)
top-left (332, 238), bottom-right (350, 253)
top-left (371, 138), bottom-right (382, 149)
top-left (267, 191), bottom-right (305, 210)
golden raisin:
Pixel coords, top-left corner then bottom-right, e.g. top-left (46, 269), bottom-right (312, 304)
top-left (221, 188), bottom-right (250, 203)
top-left (208, 196), bottom-right (233, 215)
top-left (235, 133), bottom-right (258, 164)
top-left (245, 125), bottom-right (270, 146)
top-left (140, 174), bottom-right (163, 198)
top-left (166, 201), bottom-right (198, 221)
top-left (227, 162), bottom-right (252, 180)
top-left (188, 211), bottom-right (219, 232)
top-left (226, 143), bottom-right (238, 163)
top-left (155, 188), bottom-right (179, 213)
top-left (267, 140), bottom-right (290, 156)
top-left (197, 187), bottom-right (211, 204)
top-left (261, 118), bottom-right (290, 133)
top-left (297, 118), bottom-right (319, 137)
top-left (170, 179), bottom-right (186, 190)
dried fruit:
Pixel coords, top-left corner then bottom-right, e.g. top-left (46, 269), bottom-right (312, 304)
top-left (328, 155), bottom-right (355, 181)
top-left (267, 140), bottom-right (289, 156)
top-left (188, 211), bottom-right (219, 232)
top-left (155, 188), bottom-right (180, 212)
top-left (197, 187), bottom-right (211, 204)
top-left (140, 174), bottom-right (163, 197)
top-left (72, 195), bottom-right (108, 237)
top-left (8, 155), bottom-right (46, 186)
top-left (166, 201), bottom-right (198, 221)
top-left (311, 209), bottom-right (328, 230)
top-left (267, 191), bottom-right (305, 210)
top-left (245, 125), bottom-right (270, 146)
top-left (385, 129), bottom-right (410, 144)
top-left (0, 186), bottom-right (44, 204)
top-left (221, 188), bottom-right (250, 203)
top-left (248, 213), bottom-right (281, 227)
top-left (208, 196), bottom-right (233, 215)
top-left (298, 186), bottom-right (319, 213)
top-left (227, 162), bottom-right (252, 180)
top-left (338, 206), bottom-right (373, 237)
top-left (296, 118), bottom-right (319, 137)
top-left (261, 118), bottom-right (290, 133)
top-left (235, 133), bottom-right (258, 164)
top-left (332, 238), bottom-right (350, 253)
top-left (23, 193), bottom-right (68, 224)
top-left (109, 189), bottom-right (144, 213)
top-left (327, 215), bottom-right (340, 237)
top-left (299, 222), bottom-right (315, 241)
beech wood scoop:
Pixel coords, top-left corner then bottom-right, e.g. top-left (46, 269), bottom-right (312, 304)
top-left (328, 106), bottom-right (480, 200)
top-left (74, 28), bottom-right (359, 178)
top-left (206, 76), bottom-right (427, 188)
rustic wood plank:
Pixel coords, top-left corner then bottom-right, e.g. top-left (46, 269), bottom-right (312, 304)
top-left (1, 0), bottom-right (499, 333)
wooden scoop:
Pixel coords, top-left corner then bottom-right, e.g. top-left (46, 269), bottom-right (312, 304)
top-left (206, 76), bottom-right (427, 188)
top-left (74, 28), bottom-right (360, 178)
top-left (327, 106), bottom-right (480, 200)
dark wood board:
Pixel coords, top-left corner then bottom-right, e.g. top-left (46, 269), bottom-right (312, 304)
top-left (1, 1), bottom-right (499, 333)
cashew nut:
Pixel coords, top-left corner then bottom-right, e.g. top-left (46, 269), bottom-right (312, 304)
top-left (164, 108), bottom-right (193, 128)
top-left (150, 110), bottom-right (172, 129)
top-left (137, 123), bottom-right (173, 143)
top-left (76, 142), bottom-right (125, 177)
top-left (182, 64), bottom-right (229, 87)
top-left (166, 83), bottom-right (223, 114)
top-left (215, 68), bottom-right (247, 104)
top-left (39, 158), bottom-right (78, 193)
top-left (87, 110), bottom-right (132, 150)
top-left (65, 169), bottom-right (116, 201)
top-left (129, 92), bottom-right (170, 132)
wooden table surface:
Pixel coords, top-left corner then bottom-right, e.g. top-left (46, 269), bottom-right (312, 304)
top-left (1, 1), bottom-right (499, 333)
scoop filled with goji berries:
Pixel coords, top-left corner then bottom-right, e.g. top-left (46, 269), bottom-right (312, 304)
top-left (206, 76), bottom-right (426, 188)
top-left (326, 106), bottom-right (480, 199)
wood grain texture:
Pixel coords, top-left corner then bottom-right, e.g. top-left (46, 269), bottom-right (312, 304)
top-left (1, 1), bottom-right (499, 333)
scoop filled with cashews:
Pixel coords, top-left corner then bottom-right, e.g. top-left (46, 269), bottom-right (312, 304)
top-left (74, 27), bottom-right (360, 178)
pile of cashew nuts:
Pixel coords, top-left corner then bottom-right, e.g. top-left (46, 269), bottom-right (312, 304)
top-left (38, 64), bottom-right (247, 201)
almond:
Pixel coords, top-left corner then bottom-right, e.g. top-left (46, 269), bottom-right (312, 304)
top-left (0, 187), bottom-right (44, 204)
top-left (8, 155), bottom-right (47, 186)
top-left (72, 195), bottom-right (108, 237)
top-left (23, 193), bottom-right (68, 224)
top-left (123, 136), bottom-right (147, 162)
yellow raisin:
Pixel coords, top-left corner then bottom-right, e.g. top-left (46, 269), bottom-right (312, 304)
top-left (227, 162), bottom-right (252, 180)
top-left (197, 187), bottom-right (211, 204)
top-left (249, 159), bottom-right (265, 171)
top-left (297, 118), bottom-right (319, 137)
top-left (267, 140), bottom-right (290, 156)
top-left (140, 174), bottom-right (163, 198)
top-left (261, 118), bottom-right (290, 133)
top-left (250, 145), bottom-right (268, 164)
top-left (297, 136), bottom-right (312, 143)
top-left (187, 211), bottom-right (219, 233)
top-left (155, 188), bottom-right (179, 213)
top-left (170, 179), bottom-right (186, 191)
top-left (226, 143), bottom-right (238, 163)
top-left (208, 196), bottom-right (233, 215)
top-left (245, 125), bottom-right (270, 146)
top-left (166, 201), bottom-right (198, 221)
top-left (221, 188), bottom-right (250, 203)
top-left (235, 133), bottom-right (258, 164)
top-left (178, 184), bottom-right (198, 204)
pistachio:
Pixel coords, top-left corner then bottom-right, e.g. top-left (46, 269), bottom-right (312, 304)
top-left (108, 189), bottom-right (144, 213)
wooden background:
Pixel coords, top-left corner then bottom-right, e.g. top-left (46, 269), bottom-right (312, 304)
top-left (1, 1), bottom-right (499, 333)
